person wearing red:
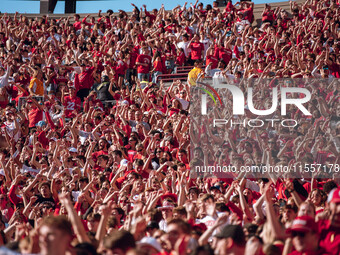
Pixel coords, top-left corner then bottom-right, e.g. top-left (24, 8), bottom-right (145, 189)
top-left (26, 98), bottom-right (43, 129)
top-left (188, 34), bottom-right (204, 65)
top-left (240, 1), bottom-right (254, 24)
top-left (92, 138), bottom-right (109, 162)
top-left (115, 51), bottom-right (128, 88)
top-left (151, 51), bottom-right (163, 84)
top-left (73, 14), bottom-right (82, 31)
top-left (143, 4), bottom-right (157, 23)
top-left (74, 63), bottom-right (97, 101)
top-left (175, 48), bottom-right (185, 69)
top-left (262, 4), bottom-right (275, 25)
top-left (136, 47), bottom-right (152, 82)
top-left (126, 45), bottom-right (138, 84)
top-left (61, 85), bottom-right (81, 119)
top-left (318, 187), bottom-right (340, 255)
top-left (286, 216), bottom-right (329, 255)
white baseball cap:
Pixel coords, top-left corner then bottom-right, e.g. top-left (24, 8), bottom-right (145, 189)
top-left (138, 237), bottom-right (162, 252)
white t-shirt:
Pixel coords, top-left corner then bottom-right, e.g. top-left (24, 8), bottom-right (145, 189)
top-left (177, 41), bottom-right (191, 58)
top-left (176, 97), bottom-right (189, 110)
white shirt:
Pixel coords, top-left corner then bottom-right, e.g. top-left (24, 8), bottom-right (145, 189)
top-left (159, 219), bottom-right (167, 232)
top-left (0, 65), bottom-right (10, 88)
top-left (177, 41), bottom-right (191, 58)
top-left (176, 97), bottom-right (189, 110)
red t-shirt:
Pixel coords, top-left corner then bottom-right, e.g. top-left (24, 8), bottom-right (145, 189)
top-left (38, 130), bottom-right (49, 149)
top-left (329, 63), bottom-right (340, 78)
top-left (214, 46), bottom-right (233, 66)
top-left (115, 60), bottom-right (128, 76)
top-left (175, 52), bottom-right (185, 66)
top-left (262, 10), bottom-right (275, 22)
top-left (128, 52), bottom-right (138, 69)
top-left (206, 55), bottom-right (218, 69)
top-left (28, 107), bottom-right (43, 128)
top-left (318, 220), bottom-right (340, 255)
top-left (92, 150), bottom-right (108, 162)
top-left (153, 60), bottom-right (163, 72)
top-left (75, 67), bottom-right (95, 90)
top-left (190, 42), bottom-right (204, 60)
top-left (73, 21), bottom-right (82, 31)
top-left (136, 54), bottom-right (152, 74)
top-left (63, 96), bottom-right (81, 118)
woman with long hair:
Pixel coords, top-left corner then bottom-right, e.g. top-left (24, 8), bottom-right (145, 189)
top-left (151, 51), bottom-right (163, 84)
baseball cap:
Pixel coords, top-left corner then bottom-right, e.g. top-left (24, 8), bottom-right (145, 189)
top-left (69, 147), bottom-right (78, 153)
top-left (286, 216), bottom-right (318, 234)
top-left (36, 121), bottom-right (47, 127)
top-left (193, 223), bottom-right (207, 232)
top-left (214, 225), bottom-right (246, 246)
top-left (138, 237), bottom-right (162, 252)
top-left (158, 200), bottom-right (175, 211)
top-left (160, 193), bottom-right (178, 203)
top-left (328, 187), bottom-right (340, 203)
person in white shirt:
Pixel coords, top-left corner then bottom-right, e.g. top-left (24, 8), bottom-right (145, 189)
top-left (0, 65), bottom-right (10, 89)
top-left (177, 33), bottom-right (191, 59)
top-left (158, 200), bottom-right (175, 232)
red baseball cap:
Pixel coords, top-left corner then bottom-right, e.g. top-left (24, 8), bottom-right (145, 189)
top-left (328, 187), bottom-right (340, 203)
top-left (286, 216), bottom-right (318, 234)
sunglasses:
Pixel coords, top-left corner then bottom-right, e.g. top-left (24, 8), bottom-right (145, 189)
top-left (292, 231), bottom-right (307, 238)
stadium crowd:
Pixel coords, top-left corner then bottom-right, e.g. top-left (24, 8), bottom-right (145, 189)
top-left (0, 0), bottom-right (339, 254)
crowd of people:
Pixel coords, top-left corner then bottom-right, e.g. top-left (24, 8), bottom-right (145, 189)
top-left (0, 0), bottom-right (339, 254)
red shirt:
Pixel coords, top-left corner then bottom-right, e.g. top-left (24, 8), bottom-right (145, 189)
top-left (215, 46), bottom-right (232, 65)
top-left (153, 60), bottom-right (163, 72)
top-left (28, 107), bottom-right (43, 128)
top-left (206, 55), bottom-right (218, 69)
top-left (262, 10), bottom-right (275, 22)
top-left (318, 220), bottom-right (340, 255)
top-left (64, 96), bottom-right (81, 118)
top-left (73, 21), bottom-right (82, 31)
top-left (190, 42), bottom-right (204, 60)
top-left (128, 52), bottom-right (138, 69)
top-left (329, 63), bottom-right (340, 78)
top-left (75, 67), bottom-right (95, 90)
top-left (288, 250), bottom-right (331, 255)
top-left (136, 54), bottom-right (152, 74)
top-left (175, 52), bottom-right (185, 66)
top-left (92, 150), bottom-right (108, 162)
top-left (115, 60), bottom-right (128, 76)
